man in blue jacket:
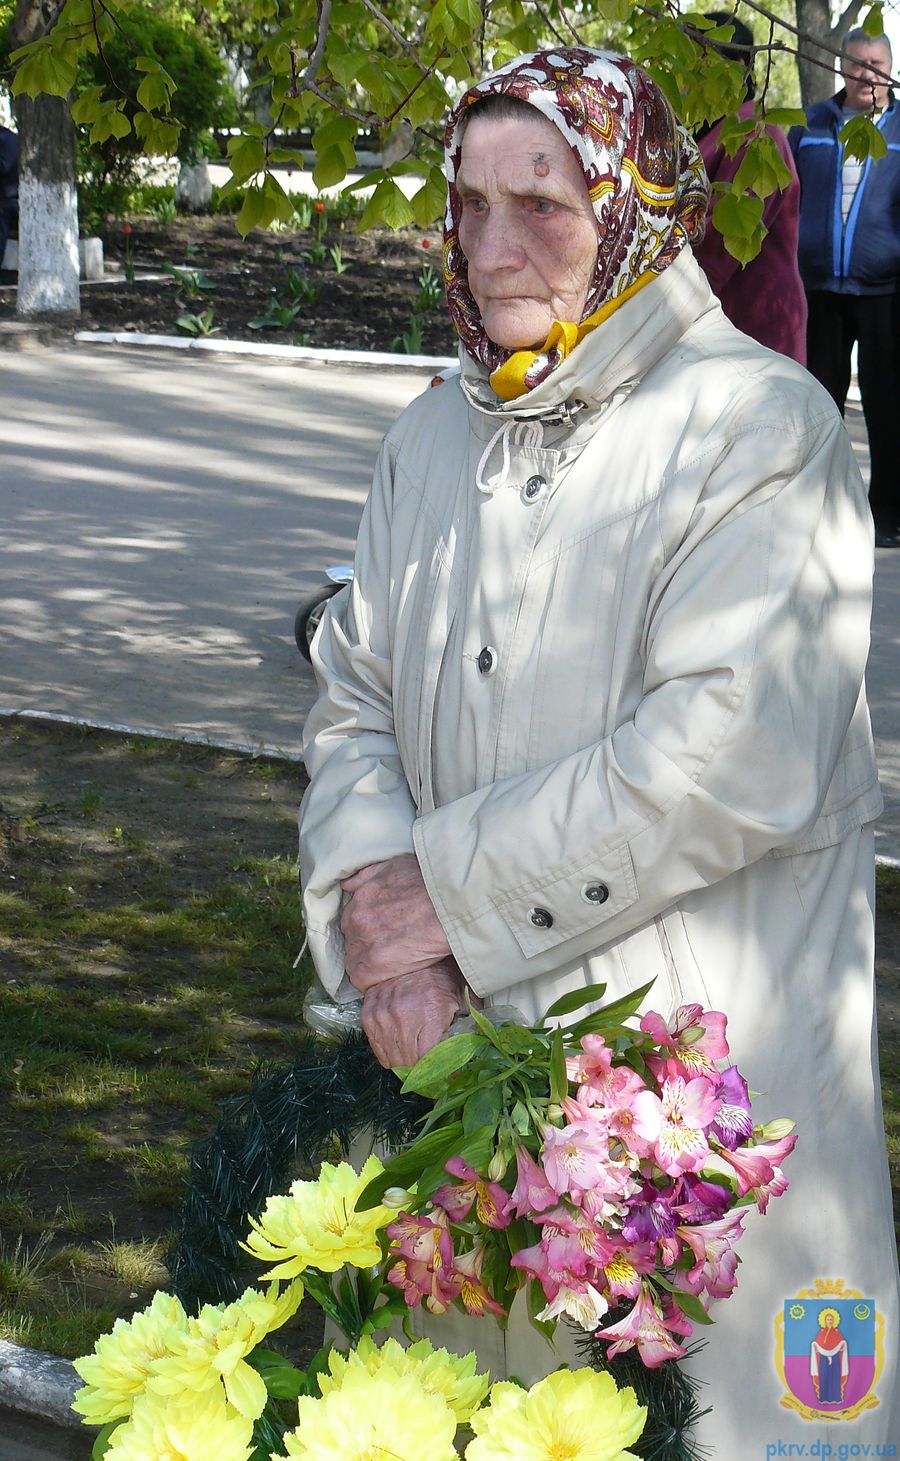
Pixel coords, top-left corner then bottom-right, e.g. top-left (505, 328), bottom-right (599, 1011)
top-left (790, 30), bottom-right (900, 547)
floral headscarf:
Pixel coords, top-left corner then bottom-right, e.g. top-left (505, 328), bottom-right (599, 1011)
top-left (443, 48), bottom-right (709, 398)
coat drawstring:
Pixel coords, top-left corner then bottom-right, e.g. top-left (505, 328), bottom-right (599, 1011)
top-left (475, 419), bottom-right (545, 494)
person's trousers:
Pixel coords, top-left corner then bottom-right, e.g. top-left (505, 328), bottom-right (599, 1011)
top-left (805, 289), bottom-right (899, 532)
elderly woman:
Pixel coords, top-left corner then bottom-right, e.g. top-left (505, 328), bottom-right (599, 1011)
top-left (300, 48), bottom-right (899, 1453)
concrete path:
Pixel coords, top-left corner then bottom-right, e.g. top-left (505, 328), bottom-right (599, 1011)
top-left (0, 345), bottom-right (427, 759)
top-left (0, 343), bottom-right (897, 859)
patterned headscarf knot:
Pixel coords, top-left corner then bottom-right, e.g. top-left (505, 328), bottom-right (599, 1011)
top-left (442, 47), bottom-right (709, 397)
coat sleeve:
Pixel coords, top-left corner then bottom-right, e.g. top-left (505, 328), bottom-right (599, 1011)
top-left (412, 407), bottom-right (877, 998)
top-left (299, 434), bottom-right (417, 997)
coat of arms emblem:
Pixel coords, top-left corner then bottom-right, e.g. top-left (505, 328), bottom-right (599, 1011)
top-left (774, 1279), bottom-right (885, 1421)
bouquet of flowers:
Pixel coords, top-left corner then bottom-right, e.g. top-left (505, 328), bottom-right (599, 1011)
top-left (71, 981), bottom-right (795, 1460)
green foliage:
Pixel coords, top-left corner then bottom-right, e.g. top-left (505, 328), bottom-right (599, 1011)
top-left (68, 4), bottom-right (234, 229)
top-left (5, 0), bottom-right (894, 253)
top-left (176, 308), bottom-right (221, 335)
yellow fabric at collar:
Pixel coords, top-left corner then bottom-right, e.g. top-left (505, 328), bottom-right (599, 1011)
top-left (488, 269), bottom-right (657, 403)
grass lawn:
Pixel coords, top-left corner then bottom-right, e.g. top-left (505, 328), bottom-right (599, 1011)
top-left (0, 716), bottom-right (897, 1364)
top-left (0, 718), bottom-right (310, 1358)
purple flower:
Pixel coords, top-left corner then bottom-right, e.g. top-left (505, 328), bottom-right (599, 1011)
top-left (709, 1066), bottom-right (753, 1151)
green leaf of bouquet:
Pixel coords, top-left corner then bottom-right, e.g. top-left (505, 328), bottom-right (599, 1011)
top-left (464, 1000), bottom-right (511, 1053)
top-left (92, 1420), bottom-right (125, 1459)
top-left (525, 1275), bottom-right (556, 1339)
top-left (564, 978), bottom-right (657, 1035)
top-left (247, 1348), bottom-right (308, 1400)
top-left (494, 1022), bottom-right (546, 1057)
top-left (462, 1081), bottom-right (503, 1138)
top-left (400, 1032), bottom-right (486, 1094)
top-left (356, 1121), bottom-right (465, 1208)
top-left (672, 1289), bottom-right (715, 1325)
top-left (549, 1027), bottom-right (567, 1104)
top-left (542, 983), bottom-right (608, 1021)
top-left (456, 1123), bottom-right (498, 1173)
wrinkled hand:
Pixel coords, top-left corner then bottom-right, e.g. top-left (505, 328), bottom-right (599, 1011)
top-left (360, 959), bottom-right (468, 1069)
top-left (340, 854), bottom-right (451, 993)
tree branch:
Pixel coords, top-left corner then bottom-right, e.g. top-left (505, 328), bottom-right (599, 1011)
top-left (831, 0), bottom-right (866, 42)
top-left (301, 77), bottom-right (371, 123)
top-left (737, 0), bottom-right (897, 87)
top-left (359, 0), bottom-right (430, 68)
top-left (531, 0), bottom-right (569, 46)
top-left (298, 0), bottom-right (332, 93)
top-left (552, 1), bottom-right (585, 45)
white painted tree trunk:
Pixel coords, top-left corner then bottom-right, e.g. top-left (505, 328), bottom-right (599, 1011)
top-left (16, 173), bottom-right (80, 315)
top-left (176, 159), bottom-right (212, 212)
top-left (14, 94), bottom-right (80, 319)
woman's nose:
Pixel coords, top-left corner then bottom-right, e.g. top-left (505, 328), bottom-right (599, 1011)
top-left (470, 207), bottom-right (525, 270)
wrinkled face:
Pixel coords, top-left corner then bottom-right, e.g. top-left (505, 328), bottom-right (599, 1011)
top-left (842, 40), bottom-right (892, 111)
top-left (456, 111), bottom-right (600, 350)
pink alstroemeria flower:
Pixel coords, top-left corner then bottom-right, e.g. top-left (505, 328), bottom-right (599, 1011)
top-left (432, 1157), bottom-right (511, 1229)
top-left (386, 1209), bottom-right (459, 1313)
top-left (535, 1204), bottom-right (622, 1267)
top-left (641, 1003), bottom-right (729, 1083)
top-left (541, 1116), bottom-right (614, 1205)
top-left (715, 1132), bottom-right (798, 1197)
top-left (568, 1036), bottom-right (652, 1116)
top-left (453, 1244), bottom-right (506, 1317)
top-left (386, 1209), bottom-right (454, 1270)
top-left (676, 1210), bottom-right (746, 1300)
top-left (510, 1235), bottom-right (585, 1303)
top-left (631, 1076), bottom-right (722, 1177)
top-left (509, 1146), bottom-right (558, 1219)
top-left (599, 1242), bottom-right (658, 1302)
top-left (596, 1283), bottom-right (689, 1367)
top-left (387, 1254), bottom-right (460, 1313)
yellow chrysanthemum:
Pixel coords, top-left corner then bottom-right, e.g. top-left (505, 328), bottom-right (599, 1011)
top-left (241, 1155), bottom-right (392, 1278)
top-left (465, 1370), bottom-right (647, 1461)
top-left (318, 1335), bottom-right (490, 1423)
top-left (72, 1291), bottom-right (190, 1425)
top-left (148, 1280), bottom-right (304, 1420)
top-left (280, 1366), bottom-right (458, 1461)
top-left (104, 1388), bottom-right (254, 1461)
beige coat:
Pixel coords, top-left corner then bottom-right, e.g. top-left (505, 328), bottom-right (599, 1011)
top-left (300, 250), bottom-right (899, 1451)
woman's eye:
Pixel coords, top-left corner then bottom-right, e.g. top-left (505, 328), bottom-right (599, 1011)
top-left (531, 198), bottom-right (555, 215)
top-left (464, 197), bottom-right (487, 213)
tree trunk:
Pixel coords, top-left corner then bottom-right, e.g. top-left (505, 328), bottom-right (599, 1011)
top-left (794, 0), bottom-right (838, 106)
top-left (13, 93), bottom-right (80, 317)
top-left (176, 159), bottom-right (213, 212)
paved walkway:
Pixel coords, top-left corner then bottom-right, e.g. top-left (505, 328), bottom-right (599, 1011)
top-left (0, 342), bottom-right (897, 859)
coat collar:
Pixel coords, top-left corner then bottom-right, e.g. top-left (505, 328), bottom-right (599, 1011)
top-left (458, 249), bottom-right (720, 424)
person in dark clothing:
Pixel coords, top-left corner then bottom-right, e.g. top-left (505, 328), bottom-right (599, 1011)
top-left (789, 30), bottom-right (900, 547)
top-left (0, 126), bottom-right (18, 268)
top-left (693, 15), bottom-right (807, 363)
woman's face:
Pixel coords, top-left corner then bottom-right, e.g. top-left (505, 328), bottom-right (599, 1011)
top-left (456, 111), bottom-right (600, 350)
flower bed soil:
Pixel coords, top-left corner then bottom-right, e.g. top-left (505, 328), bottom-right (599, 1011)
top-left (0, 214), bottom-right (459, 355)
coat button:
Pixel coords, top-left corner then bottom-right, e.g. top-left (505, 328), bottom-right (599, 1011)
top-left (477, 646), bottom-right (497, 675)
top-left (529, 906), bottom-right (554, 928)
top-left (522, 474), bottom-right (546, 502)
top-left (581, 882), bottom-right (610, 904)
